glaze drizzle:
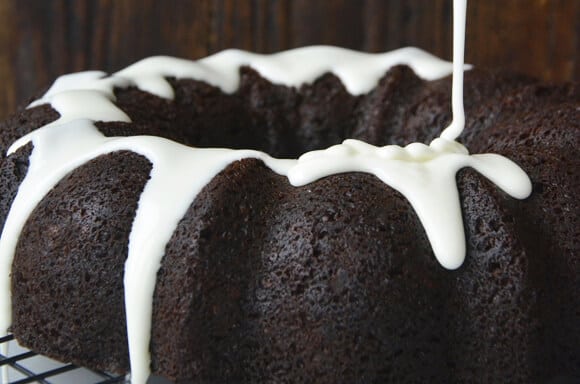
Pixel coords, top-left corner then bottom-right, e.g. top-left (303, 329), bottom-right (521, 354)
top-left (0, 30), bottom-right (531, 384)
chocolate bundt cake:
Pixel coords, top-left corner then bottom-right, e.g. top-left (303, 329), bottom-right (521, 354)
top-left (0, 45), bottom-right (578, 384)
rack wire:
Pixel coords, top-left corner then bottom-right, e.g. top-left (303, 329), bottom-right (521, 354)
top-left (0, 334), bottom-right (126, 384)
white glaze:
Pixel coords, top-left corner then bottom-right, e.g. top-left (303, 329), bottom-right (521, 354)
top-left (290, 138), bottom-right (530, 270)
top-left (113, 46), bottom-right (460, 98)
top-left (441, 0), bottom-right (467, 140)
top-left (0, 8), bottom-right (532, 382)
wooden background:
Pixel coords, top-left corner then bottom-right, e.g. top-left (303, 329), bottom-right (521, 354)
top-left (0, 0), bottom-right (578, 119)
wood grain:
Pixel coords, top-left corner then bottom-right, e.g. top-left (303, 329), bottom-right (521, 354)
top-left (0, 0), bottom-right (578, 118)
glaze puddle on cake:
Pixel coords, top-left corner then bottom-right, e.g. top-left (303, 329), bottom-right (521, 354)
top-left (0, 0), bottom-right (534, 383)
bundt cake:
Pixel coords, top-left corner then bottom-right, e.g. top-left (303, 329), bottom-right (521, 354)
top-left (0, 12), bottom-right (578, 384)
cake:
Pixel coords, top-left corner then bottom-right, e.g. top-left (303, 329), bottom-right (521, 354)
top-left (0, 44), bottom-right (578, 383)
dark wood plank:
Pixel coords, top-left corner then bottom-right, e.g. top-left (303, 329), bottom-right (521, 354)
top-left (0, 0), bottom-right (577, 119)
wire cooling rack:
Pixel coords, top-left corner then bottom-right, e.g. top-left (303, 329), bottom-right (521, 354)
top-left (0, 334), bottom-right (125, 384)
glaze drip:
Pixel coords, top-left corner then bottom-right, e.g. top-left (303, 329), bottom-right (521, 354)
top-left (0, 43), bottom-right (531, 384)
